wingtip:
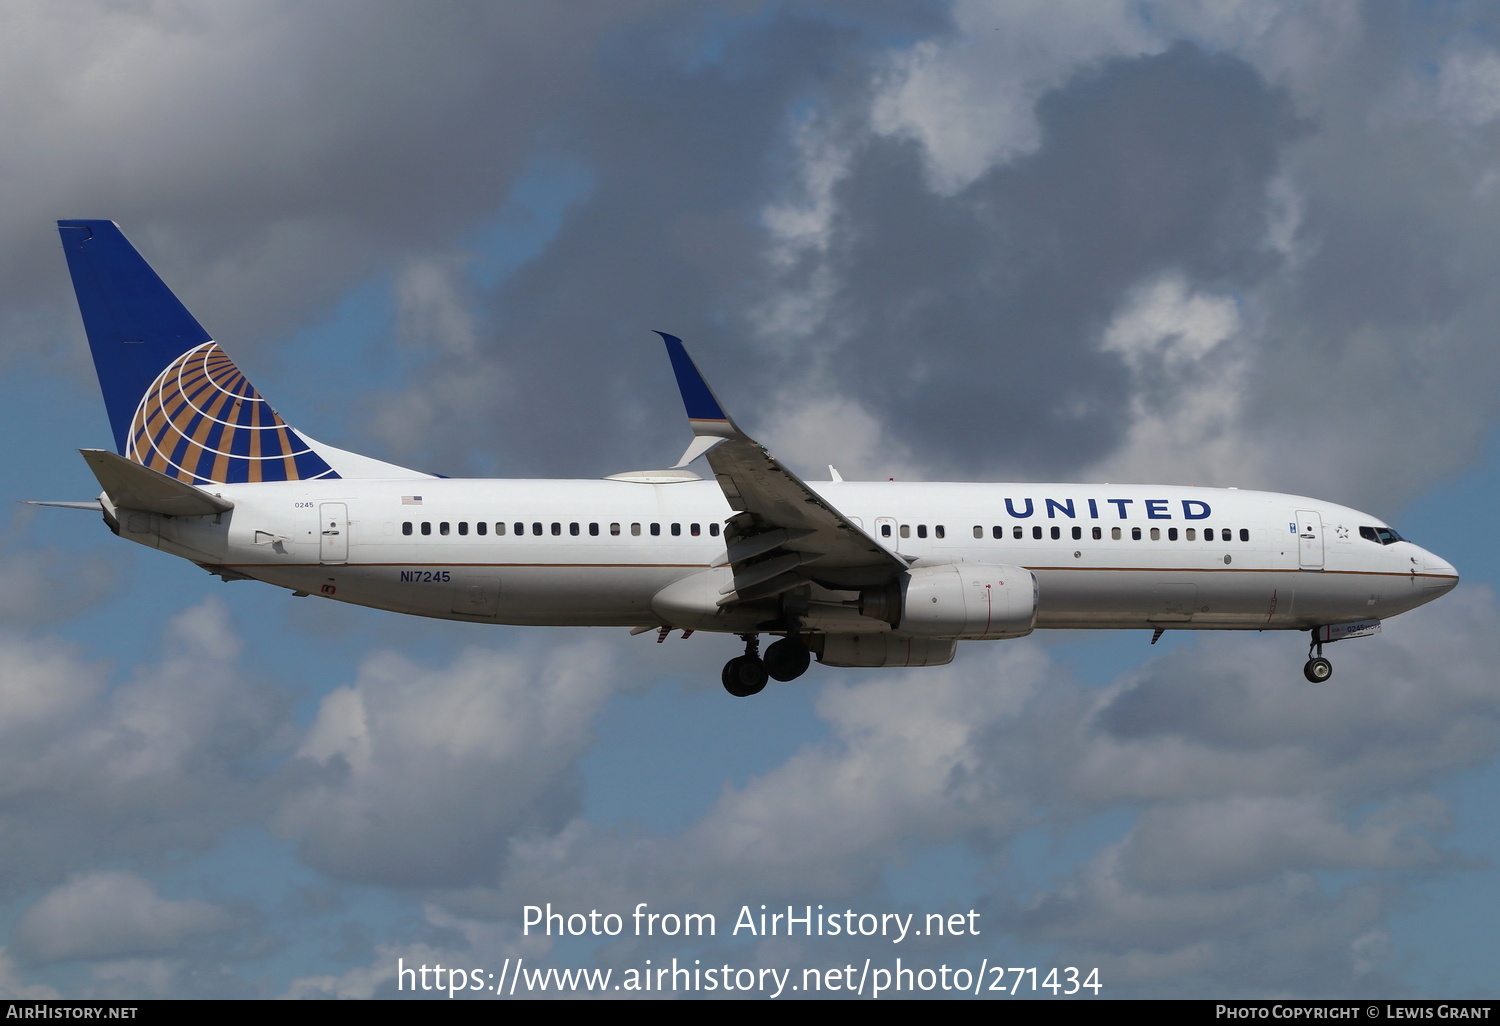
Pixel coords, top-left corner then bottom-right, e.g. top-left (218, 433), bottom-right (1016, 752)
top-left (658, 331), bottom-right (732, 427)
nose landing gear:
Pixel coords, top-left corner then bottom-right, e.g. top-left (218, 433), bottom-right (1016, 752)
top-left (1303, 655), bottom-right (1332, 683)
top-left (1304, 632), bottom-right (1332, 683)
top-left (721, 634), bottom-right (812, 696)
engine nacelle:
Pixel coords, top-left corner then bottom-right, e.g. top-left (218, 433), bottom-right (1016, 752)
top-left (814, 634), bottom-right (957, 667)
top-left (867, 563), bottom-right (1037, 640)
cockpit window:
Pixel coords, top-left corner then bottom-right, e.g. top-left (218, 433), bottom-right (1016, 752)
top-left (1359, 525), bottom-right (1405, 545)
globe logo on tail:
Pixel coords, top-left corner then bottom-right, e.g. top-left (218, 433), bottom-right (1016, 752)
top-left (127, 341), bottom-right (335, 484)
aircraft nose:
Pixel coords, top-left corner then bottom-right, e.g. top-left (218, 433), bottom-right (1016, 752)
top-left (1420, 550), bottom-right (1459, 594)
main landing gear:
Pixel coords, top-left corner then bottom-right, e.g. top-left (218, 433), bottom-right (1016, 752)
top-left (1303, 631), bottom-right (1333, 683)
top-left (721, 634), bottom-right (811, 696)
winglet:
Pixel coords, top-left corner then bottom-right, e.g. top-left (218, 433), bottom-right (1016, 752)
top-left (656, 332), bottom-right (744, 468)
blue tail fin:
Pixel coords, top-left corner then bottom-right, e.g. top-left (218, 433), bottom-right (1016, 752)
top-left (57, 220), bottom-right (339, 484)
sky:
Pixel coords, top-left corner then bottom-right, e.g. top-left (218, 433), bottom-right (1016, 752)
top-left (1, 0), bottom-right (1498, 1000)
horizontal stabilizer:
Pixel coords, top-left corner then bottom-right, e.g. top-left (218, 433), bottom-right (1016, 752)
top-left (22, 500), bottom-right (105, 511)
top-left (80, 449), bottom-right (233, 517)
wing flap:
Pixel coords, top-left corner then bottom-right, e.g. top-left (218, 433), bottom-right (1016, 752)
top-left (658, 333), bottom-right (906, 600)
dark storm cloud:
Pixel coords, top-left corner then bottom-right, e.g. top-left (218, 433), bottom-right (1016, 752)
top-left (1234, 88), bottom-right (1500, 509)
top-left (408, 6), bottom-right (921, 477)
top-left (391, 35), bottom-right (1299, 482)
top-left (3, 0), bottom-right (673, 365)
top-left (786, 42), bottom-right (1300, 478)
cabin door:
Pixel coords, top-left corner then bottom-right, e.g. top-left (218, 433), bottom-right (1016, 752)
top-left (319, 503), bottom-right (348, 564)
top-left (1296, 510), bottom-right (1324, 570)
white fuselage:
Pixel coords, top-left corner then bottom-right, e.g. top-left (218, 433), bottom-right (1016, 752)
top-left (113, 477), bottom-right (1458, 636)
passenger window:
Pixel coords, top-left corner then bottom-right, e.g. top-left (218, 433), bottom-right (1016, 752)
top-left (1072, 526), bottom-right (1082, 540)
top-left (935, 525), bottom-right (945, 539)
top-left (1150, 528), bottom-right (1159, 541)
top-left (1013, 526), bottom-right (1023, 540)
top-left (590, 523), bottom-right (600, 536)
top-left (992, 526), bottom-right (1003, 539)
top-left (1050, 526), bottom-right (1060, 540)
top-left (496, 523), bottom-right (507, 536)
top-left (514, 523), bottom-right (523, 536)
top-left (532, 523), bottom-right (542, 536)
top-left (1111, 527), bottom-right (1121, 540)
top-left (1032, 526), bottom-right (1043, 540)
top-left (1092, 526), bottom-right (1101, 540)
top-left (917, 525), bottom-right (927, 539)
top-left (440, 522), bottom-right (450, 536)
top-left (631, 523), bottom-right (641, 536)
top-left (671, 523), bottom-right (681, 536)
top-left (1205, 528), bottom-right (1215, 541)
top-left (882, 524), bottom-right (892, 537)
top-left (568, 523), bottom-right (578, 536)
top-left (402, 522), bottom-right (412, 536)
top-left (458, 522), bottom-right (468, 536)
top-left (690, 523), bottom-right (700, 536)
top-left (422, 522), bottom-right (431, 535)
top-left (900, 525), bottom-right (911, 539)
top-left (1239, 529), bottom-right (1249, 542)
top-left (1131, 527), bottom-right (1141, 540)
top-left (710, 524), bottom-right (720, 537)
top-left (974, 526), bottom-right (984, 539)
top-left (477, 522), bottom-right (487, 536)
top-left (650, 523), bottom-right (660, 536)
top-left (1186, 528), bottom-right (1196, 541)
top-left (551, 523), bottom-right (561, 536)
top-left (1168, 528), bottom-right (1177, 541)
top-left (610, 523), bottom-right (621, 536)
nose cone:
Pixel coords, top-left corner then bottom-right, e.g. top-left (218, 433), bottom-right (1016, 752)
top-left (1419, 548), bottom-right (1459, 596)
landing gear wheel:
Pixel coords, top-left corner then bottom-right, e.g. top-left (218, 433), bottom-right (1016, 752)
top-left (722, 655), bottom-right (768, 697)
top-left (763, 638), bottom-right (811, 682)
top-left (1303, 656), bottom-right (1332, 683)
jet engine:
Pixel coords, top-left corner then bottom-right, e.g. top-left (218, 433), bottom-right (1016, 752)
top-left (861, 563), bottom-right (1038, 640)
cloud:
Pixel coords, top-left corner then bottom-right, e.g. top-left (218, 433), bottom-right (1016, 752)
top-left (0, 600), bottom-right (288, 898)
top-left (1, 0), bottom-right (669, 373)
top-left (748, 41), bottom-right (1302, 483)
top-left (870, 0), bottom-right (1161, 193)
top-left (1438, 49), bottom-right (1500, 128)
top-left (13, 872), bottom-right (230, 964)
top-left (278, 642), bottom-right (614, 887)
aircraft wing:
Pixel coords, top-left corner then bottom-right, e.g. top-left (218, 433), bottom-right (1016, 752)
top-left (658, 333), bottom-right (907, 603)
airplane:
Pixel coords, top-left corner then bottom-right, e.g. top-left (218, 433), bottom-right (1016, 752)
top-left (39, 220), bottom-right (1460, 696)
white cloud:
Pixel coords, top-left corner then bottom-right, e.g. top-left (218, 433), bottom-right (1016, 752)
top-left (1438, 49), bottom-right (1500, 128)
top-left (871, 0), bottom-right (1161, 193)
top-left (1087, 273), bottom-right (1256, 487)
top-left (0, 948), bottom-right (61, 1000)
top-left (278, 642), bottom-right (613, 887)
top-left (0, 599), bottom-right (288, 897)
top-left (13, 872), bottom-right (229, 964)
top-left (753, 390), bottom-right (927, 483)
